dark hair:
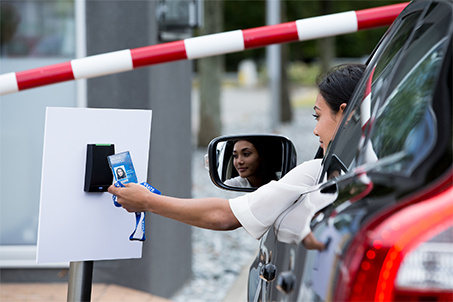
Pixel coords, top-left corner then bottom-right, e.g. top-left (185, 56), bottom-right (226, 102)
top-left (233, 138), bottom-right (277, 186)
top-left (316, 63), bottom-right (366, 113)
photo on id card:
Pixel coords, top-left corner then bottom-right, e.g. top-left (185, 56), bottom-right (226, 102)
top-left (107, 151), bottom-right (138, 185)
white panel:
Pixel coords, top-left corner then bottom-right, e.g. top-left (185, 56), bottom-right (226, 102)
top-left (0, 72), bottom-right (18, 96)
top-left (37, 107), bottom-right (152, 263)
top-left (184, 30), bottom-right (245, 59)
top-left (296, 11), bottom-right (358, 41)
top-left (71, 49), bottom-right (133, 79)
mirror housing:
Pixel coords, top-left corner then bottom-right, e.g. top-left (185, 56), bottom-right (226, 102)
top-left (206, 134), bottom-right (297, 192)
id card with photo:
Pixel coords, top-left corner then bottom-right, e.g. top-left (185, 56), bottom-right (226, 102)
top-left (107, 151), bottom-right (138, 185)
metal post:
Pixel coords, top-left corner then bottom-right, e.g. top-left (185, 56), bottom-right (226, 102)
top-left (67, 261), bottom-right (94, 302)
top-left (75, 0), bottom-right (87, 108)
top-left (266, 0), bottom-right (281, 132)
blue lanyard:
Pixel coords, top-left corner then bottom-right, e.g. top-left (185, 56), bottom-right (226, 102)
top-left (112, 181), bottom-right (161, 241)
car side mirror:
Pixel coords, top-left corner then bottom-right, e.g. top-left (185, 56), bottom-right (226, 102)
top-left (206, 134), bottom-right (297, 192)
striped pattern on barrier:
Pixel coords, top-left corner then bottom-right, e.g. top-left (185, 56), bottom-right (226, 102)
top-left (0, 2), bottom-right (408, 96)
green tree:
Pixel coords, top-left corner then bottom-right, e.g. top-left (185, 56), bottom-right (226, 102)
top-left (223, 1), bottom-right (401, 68)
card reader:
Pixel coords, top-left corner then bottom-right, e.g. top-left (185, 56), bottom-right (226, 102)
top-left (84, 144), bottom-right (115, 192)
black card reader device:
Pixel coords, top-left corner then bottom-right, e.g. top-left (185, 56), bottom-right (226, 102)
top-left (84, 144), bottom-right (115, 192)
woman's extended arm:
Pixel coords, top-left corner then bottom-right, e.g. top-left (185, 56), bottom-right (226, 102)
top-left (108, 183), bottom-right (241, 231)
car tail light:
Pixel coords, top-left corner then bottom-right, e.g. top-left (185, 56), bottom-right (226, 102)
top-left (394, 225), bottom-right (453, 301)
top-left (333, 185), bottom-right (453, 301)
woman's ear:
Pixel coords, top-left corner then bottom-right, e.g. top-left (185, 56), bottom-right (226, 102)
top-left (339, 103), bottom-right (347, 114)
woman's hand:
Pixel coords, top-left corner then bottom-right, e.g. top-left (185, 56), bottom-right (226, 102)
top-left (108, 183), bottom-right (153, 213)
top-left (302, 232), bottom-right (327, 251)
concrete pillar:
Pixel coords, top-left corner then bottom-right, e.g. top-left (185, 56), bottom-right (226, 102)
top-left (85, 1), bottom-right (192, 298)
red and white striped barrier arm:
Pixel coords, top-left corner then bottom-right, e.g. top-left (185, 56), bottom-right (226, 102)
top-left (0, 2), bottom-right (408, 96)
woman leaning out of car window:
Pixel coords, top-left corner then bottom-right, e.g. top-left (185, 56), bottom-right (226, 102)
top-left (108, 63), bottom-right (366, 250)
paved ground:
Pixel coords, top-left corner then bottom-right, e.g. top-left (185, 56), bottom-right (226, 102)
top-left (0, 82), bottom-right (319, 302)
top-left (0, 283), bottom-right (172, 302)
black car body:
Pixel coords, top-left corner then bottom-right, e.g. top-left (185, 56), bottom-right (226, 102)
top-left (248, 1), bottom-right (453, 301)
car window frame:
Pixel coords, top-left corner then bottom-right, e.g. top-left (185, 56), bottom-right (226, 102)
top-left (318, 2), bottom-right (430, 184)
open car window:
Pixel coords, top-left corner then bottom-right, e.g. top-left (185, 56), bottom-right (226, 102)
top-left (321, 1), bottom-right (452, 181)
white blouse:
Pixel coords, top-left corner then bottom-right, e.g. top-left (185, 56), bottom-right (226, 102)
top-left (224, 176), bottom-right (252, 188)
top-left (229, 159), bottom-right (337, 243)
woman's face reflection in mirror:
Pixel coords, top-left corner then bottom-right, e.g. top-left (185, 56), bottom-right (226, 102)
top-left (232, 140), bottom-right (263, 187)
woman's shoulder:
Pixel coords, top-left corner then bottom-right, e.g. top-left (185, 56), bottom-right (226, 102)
top-left (225, 176), bottom-right (252, 188)
top-left (279, 158), bottom-right (323, 186)
top-left (295, 158), bottom-right (323, 171)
